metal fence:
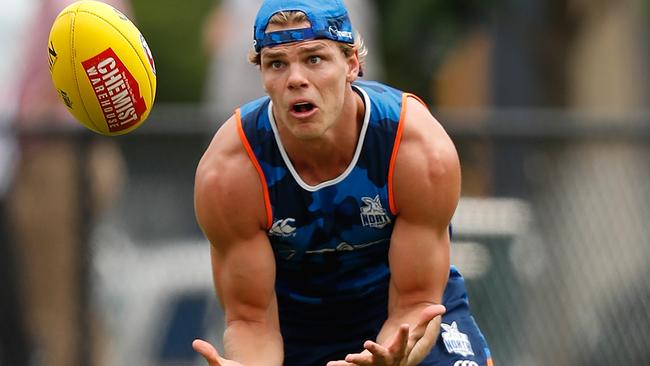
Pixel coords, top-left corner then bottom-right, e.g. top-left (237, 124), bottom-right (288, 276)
top-left (2, 106), bottom-right (650, 366)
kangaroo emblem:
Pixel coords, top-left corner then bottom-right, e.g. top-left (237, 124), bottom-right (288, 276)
top-left (360, 195), bottom-right (391, 229)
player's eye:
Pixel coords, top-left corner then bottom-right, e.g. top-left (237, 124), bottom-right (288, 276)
top-left (269, 60), bottom-right (284, 69)
top-left (308, 56), bottom-right (322, 65)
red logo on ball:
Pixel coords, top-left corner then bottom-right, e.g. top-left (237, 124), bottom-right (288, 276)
top-left (82, 48), bottom-right (147, 132)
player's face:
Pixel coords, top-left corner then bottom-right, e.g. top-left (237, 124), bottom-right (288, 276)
top-left (260, 22), bottom-right (358, 140)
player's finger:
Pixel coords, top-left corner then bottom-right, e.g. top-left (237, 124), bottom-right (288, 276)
top-left (192, 339), bottom-right (221, 364)
top-left (386, 323), bottom-right (410, 355)
top-left (344, 348), bottom-right (377, 365)
top-left (344, 352), bottom-right (373, 365)
top-left (412, 305), bottom-right (446, 337)
top-left (326, 360), bottom-right (357, 366)
top-left (364, 340), bottom-right (391, 358)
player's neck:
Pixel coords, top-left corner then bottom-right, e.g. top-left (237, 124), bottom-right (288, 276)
top-left (282, 89), bottom-right (365, 185)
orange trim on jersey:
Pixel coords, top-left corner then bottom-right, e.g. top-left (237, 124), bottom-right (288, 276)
top-left (388, 93), bottom-right (427, 215)
top-left (235, 109), bottom-right (273, 230)
top-left (487, 357), bottom-right (494, 366)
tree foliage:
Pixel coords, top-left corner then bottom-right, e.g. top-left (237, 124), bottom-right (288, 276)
top-left (375, 0), bottom-right (494, 102)
top-left (130, 0), bottom-right (215, 102)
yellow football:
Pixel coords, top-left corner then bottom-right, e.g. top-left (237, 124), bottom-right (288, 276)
top-left (48, 0), bottom-right (156, 135)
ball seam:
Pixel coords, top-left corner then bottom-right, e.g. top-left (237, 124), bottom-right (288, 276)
top-left (70, 9), bottom-right (101, 132)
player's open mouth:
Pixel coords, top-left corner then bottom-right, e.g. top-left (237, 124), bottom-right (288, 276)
top-left (292, 102), bottom-right (315, 113)
top-left (289, 101), bottom-right (318, 119)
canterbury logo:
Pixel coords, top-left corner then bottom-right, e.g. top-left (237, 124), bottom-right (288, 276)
top-left (453, 361), bottom-right (478, 366)
top-left (269, 218), bottom-right (296, 237)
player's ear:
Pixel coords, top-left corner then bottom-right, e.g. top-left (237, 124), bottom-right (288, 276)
top-left (346, 51), bottom-right (360, 82)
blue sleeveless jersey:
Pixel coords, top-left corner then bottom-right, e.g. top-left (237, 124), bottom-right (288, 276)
top-left (237, 80), bottom-right (469, 358)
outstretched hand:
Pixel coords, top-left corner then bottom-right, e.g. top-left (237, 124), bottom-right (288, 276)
top-left (192, 339), bottom-right (244, 366)
top-left (326, 304), bottom-right (446, 366)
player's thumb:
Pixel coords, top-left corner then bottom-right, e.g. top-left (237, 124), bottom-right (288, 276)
top-left (192, 338), bottom-right (221, 364)
top-left (419, 304), bottom-right (446, 326)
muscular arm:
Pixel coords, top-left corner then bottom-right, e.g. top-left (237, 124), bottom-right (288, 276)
top-left (377, 96), bottom-right (461, 363)
top-left (194, 117), bottom-right (283, 365)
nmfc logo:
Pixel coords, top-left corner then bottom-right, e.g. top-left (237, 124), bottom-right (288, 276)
top-left (441, 322), bottom-right (475, 357)
top-left (360, 195), bottom-right (391, 229)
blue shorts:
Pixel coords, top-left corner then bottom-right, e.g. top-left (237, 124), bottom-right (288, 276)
top-left (282, 268), bottom-right (492, 366)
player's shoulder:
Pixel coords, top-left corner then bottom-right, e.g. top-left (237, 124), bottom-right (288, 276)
top-left (399, 96), bottom-right (458, 167)
top-left (194, 115), bottom-right (266, 232)
top-left (196, 114), bottom-right (246, 180)
top-left (391, 96), bottom-right (460, 218)
top-left (195, 114), bottom-right (266, 227)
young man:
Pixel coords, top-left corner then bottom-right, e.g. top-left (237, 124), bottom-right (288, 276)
top-left (193, 0), bottom-right (492, 365)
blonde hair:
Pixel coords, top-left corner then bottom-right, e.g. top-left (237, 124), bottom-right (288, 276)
top-left (248, 10), bottom-right (367, 75)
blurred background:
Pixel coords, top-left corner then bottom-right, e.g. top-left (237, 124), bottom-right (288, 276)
top-left (1, 0), bottom-right (650, 365)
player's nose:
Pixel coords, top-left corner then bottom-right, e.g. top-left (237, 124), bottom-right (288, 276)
top-left (286, 64), bottom-right (309, 89)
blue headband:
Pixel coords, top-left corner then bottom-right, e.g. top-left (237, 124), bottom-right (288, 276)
top-left (253, 0), bottom-right (355, 52)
